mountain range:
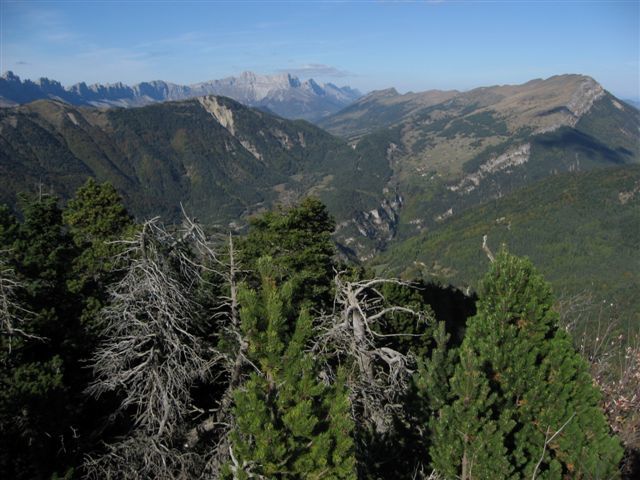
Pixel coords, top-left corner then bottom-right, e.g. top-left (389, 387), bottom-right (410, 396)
top-left (317, 74), bottom-right (639, 323)
top-left (0, 70), bottom-right (361, 121)
top-left (321, 74), bottom-right (638, 247)
top-left (0, 73), bottom-right (638, 323)
top-left (0, 94), bottom-right (389, 227)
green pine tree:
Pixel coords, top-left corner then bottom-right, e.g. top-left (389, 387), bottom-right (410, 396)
top-left (0, 195), bottom-right (79, 479)
top-left (429, 346), bottom-right (514, 479)
top-left (63, 179), bottom-right (134, 332)
top-left (429, 250), bottom-right (623, 479)
top-left (226, 259), bottom-right (356, 479)
top-left (415, 321), bottom-right (456, 414)
top-left (238, 197), bottom-right (336, 309)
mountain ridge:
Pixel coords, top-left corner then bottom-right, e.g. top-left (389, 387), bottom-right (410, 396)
top-left (1, 74), bottom-right (637, 261)
top-left (320, 74), bottom-right (611, 140)
top-left (0, 70), bottom-right (362, 121)
top-left (320, 74), bottom-right (639, 257)
top-left (0, 94), bottom-right (389, 228)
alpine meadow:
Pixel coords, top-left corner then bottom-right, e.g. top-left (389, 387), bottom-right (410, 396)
top-left (0, 1), bottom-right (639, 479)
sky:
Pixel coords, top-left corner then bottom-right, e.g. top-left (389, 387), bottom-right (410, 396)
top-left (1, 0), bottom-right (639, 99)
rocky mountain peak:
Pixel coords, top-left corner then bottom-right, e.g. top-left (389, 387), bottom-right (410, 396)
top-left (567, 76), bottom-right (605, 118)
top-left (36, 77), bottom-right (63, 88)
top-left (303, 78), bottom-right (325, 96)
top-left (233, 71), bottom-right (300, 93)
top-left (1, 71), bottom-right (20, 82)
top-left (0, 70), bottom-right (362, 121)
top-left (369, 88), bottom-right (400, 98)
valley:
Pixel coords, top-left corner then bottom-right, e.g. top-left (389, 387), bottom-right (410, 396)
top-left (1, 73), bottom-right (638, 324)
top-left (2, 1), bottom-right (639, 477)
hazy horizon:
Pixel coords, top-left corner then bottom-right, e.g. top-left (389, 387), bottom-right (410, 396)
top-left (4, 69), bottom-right (638, 104)
top-left (1, 0), bottom-right (639, 100)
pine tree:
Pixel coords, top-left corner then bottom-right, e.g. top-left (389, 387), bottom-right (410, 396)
top-left (429, 347), bottom-right (514, 479)
top-left (414, 321), bottom-right (455, 415)
top-left (429, 251), bottom-right (623, 479)
top-left (238, 197), bottom-right (336, 309)
top-left (63, 179), bottom-right (134, 332)
top-left (0, 195), bottom-right (79, 479)
top-left (226, 260), bottom-right (356, 479)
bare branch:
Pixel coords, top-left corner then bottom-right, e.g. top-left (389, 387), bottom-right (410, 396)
top-left (182, 233), bottom-right (251, 475)
top-left (558, 292), bottom-right (640, 459)
top-left (316, 272), bottom-right (432, 433)
top-left (482, 235), bottom-right (495, 263)
top-left (84, 215), bottom-right (222, 477)
top-left (83, 434), bottom-right (201, 480)
top-left (531, 413), bottom-right (576, 480)
top-left (0, 250), bottom-right (43, 351)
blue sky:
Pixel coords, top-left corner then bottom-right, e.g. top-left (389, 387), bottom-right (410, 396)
top-left (1, 1), bottom-right (639, 99)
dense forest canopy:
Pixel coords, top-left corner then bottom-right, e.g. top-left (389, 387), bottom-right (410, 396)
top-left (0, 180), bottom-right (637, 479)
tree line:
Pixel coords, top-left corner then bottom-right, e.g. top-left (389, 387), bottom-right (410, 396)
top-left (0, 180), bottom-right (636, 479)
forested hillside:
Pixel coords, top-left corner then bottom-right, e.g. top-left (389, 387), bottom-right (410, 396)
top-left (1, 184), bottom-right (637, 479)
top-left (0, 96), bottom-right (390, 225)
top-left (374, 165), bottom-right (640, 326)
top-left (1, 75), bottom-right (639, 479)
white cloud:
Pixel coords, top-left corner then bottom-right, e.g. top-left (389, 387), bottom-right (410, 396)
top-left (276, 64), bottom-right (353, 78)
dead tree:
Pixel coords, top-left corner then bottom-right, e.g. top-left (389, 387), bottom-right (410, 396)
top-left (83, 435), bottom-right (201, 480)
top-left (183, 233), bottom-right (252, 478)
top-left (0, 250), bottom-right (40, 351)
top-left (317, 273), bottom-right (430, 434)
top-left (482, 235), bottom-right (495, 263)
top-left (84, 217), bottom-right (221, 479)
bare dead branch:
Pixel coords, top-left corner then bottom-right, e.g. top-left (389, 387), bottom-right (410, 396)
top-left (182, 233), bottom-right (252, 476)
top-left (83, 434), bottom-right (201, 480)
top-left (316, 272), bottom-right (432, 433)
top-left (557, 293), bottom-right (640, 471)
top-left (482, 235), bottom-right (495, 263)
top-left (531, 413), bottom-right (576, 480)
top-left (0, 250), bottom-right (43, 351)
top-left (84, 215), bottom-right (224, 478)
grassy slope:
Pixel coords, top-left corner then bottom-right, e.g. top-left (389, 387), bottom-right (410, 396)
top-left (373, 166), bottom-right (640, 327)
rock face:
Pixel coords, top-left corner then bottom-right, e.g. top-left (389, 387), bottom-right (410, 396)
top-left (449, 144), bottom-right (531, 194)
top-left (198, 96), bottom-right (237, 135)
top-left (0, 71), bottom-right (361, 121)
top-left (354, 192), bottom-right (403, 242)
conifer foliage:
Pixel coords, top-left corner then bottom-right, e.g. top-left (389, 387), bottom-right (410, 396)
top-left (226, 260), bottom-right (356, 479)
top-left (429, 251), bottom-right (622, 479)
top-left (0, 195), bottom-right (79, 479)
top-left (0, 188), bottom-right (632, 479)
top-left (238, 197), bottom-right (336, 309)
top-left (63, 179), bottom-right (134, 331)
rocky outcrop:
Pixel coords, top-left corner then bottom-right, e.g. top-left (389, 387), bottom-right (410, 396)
top-left (449, 143), bottom-right (531, 195)
top-left (566, 77), bottom-right (605, 119)
top-left (619, 179), bottom-right (640, 205)
top-left (536, 78), bottom-right (605, 133)
top-left (352, 191), bottom-right (403, 242)
top-left (198, 96), bottom-right (236, 135)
